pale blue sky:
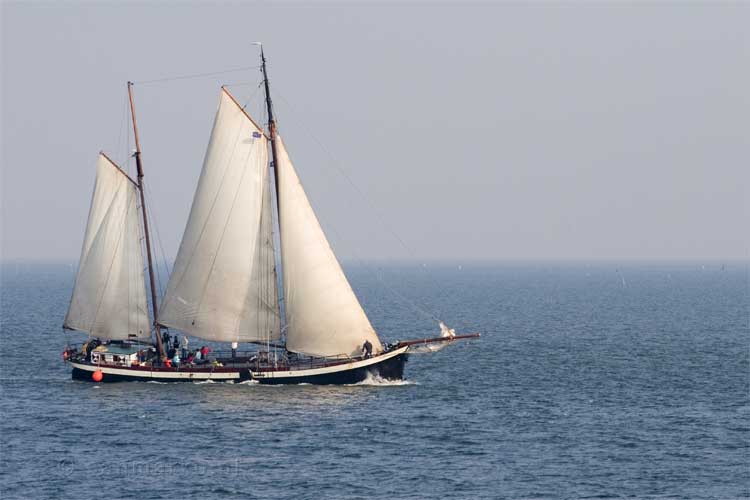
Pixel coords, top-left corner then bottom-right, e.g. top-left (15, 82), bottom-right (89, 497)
top-left (2, 2), bottom-right (748, 261)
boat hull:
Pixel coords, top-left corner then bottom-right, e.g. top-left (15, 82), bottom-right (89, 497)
top-left (69, 346), bottom-right (409, 385)
top-left (253, 350), bottom-right (407, 385)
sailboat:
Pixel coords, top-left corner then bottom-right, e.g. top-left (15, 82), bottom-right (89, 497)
top-left (62, 48), bottom-right (479, 384)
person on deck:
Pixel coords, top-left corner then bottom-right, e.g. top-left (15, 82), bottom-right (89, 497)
top-left (193, 349), bottom-right (202, 363)
top-left (362, 340), bottom-right (373, 359)
top-left (172, 353), bottom-right (180, 368)
top-left (200, 346), bottom-right (210, 361)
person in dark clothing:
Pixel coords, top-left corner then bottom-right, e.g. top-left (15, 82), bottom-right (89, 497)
top-left (362, 340), bottom-right (373, 359)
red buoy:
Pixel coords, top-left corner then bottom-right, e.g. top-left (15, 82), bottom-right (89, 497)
top-left (92, 370), bottom-right (103, 382)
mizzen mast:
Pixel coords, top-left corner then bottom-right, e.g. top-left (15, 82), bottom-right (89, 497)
top-left (127, 81), bottom-right (166, 360)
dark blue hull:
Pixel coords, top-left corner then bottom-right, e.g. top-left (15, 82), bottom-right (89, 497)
top-left (71, 352), bottom-right (408, 385)
top-left (255, 352), bottom-right (408, 385)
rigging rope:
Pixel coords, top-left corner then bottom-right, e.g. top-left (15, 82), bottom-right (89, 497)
top-left (143, 183), bottom-right (172, 299)
top-left (222, 80), bottom-right (264, 87)
top-left (114, 94), bottom-right (129, 167)
top-left (132, 65), bottom-right (262, 85)
top-left (272, 90), bottom-right (445, 325)
top-left (133, 189), bottom-right (151, 333)
top-left (240, 81), bottom-right (264, 114)
top-left (326, 220), bottom-right (441, 324)
top-left (273, 90), bottom-right (422, 262)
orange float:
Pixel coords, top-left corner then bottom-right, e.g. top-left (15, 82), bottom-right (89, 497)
top-left (92, 370), bottom-right (103, 382)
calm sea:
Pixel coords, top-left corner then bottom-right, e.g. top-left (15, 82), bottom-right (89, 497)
top-left (0, 261), bottom-right (747, 499)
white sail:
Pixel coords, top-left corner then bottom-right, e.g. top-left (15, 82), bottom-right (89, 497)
top-left (276, 136), bottom-right (383, 357)
top-left (64, 154), bottom-right (151, 340)
top-left (158, 89), bottom-right (280, 343)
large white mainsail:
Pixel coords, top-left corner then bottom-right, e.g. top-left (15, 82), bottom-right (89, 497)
top-left (276, 136), bottom-right (383, 357)
top-left (64, 154), bottom-right (151, 340)
top-left (158, 89), bottom-right (280, 343)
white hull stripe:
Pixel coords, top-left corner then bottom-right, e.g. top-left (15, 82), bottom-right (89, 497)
top-left (252, 346), bottom-right (409, 379)
top-left (70, 362), bottom-right (240, 380)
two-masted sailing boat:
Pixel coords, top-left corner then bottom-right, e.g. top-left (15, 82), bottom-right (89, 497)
top-left (62, 48), bottom-right (478, 384)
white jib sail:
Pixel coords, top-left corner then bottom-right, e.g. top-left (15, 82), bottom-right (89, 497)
top-left (64, 154), bottom-right (151, 340)
top-left (158, 89), bottom-right (280, 343)
top-left (276, 136), bottom-right (383, 358)
top-left (415, 322), bottom-right (455, 353)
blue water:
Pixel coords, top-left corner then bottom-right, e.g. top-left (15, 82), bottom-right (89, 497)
top-left (1, 262), bottom-right (748, 499)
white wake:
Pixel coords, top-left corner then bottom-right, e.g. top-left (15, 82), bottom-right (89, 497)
top-left (348, 372), bottom-right (417, 386)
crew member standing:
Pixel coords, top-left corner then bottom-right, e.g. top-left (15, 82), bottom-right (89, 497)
top-left (362, 340), bottom-right (373, 359)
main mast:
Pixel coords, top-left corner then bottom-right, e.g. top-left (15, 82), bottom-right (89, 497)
top-left (127, 81), bottom-right (166, 360)
top-left (259, 46), bottom-right (287, 338)
top-left (260, 47), bottom-right (281, 219)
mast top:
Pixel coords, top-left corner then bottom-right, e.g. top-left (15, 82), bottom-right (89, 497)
top-left (127, 82), bottom-right (144, 171)
top-left (260, 46), bottom-right (276, 135)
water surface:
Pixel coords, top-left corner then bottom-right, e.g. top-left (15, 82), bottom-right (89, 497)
top-left (1, 261), bottom-right (747, 499)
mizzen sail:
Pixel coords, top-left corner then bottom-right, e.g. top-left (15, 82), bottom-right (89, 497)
top-left (158, 89), bottom-right (280, 343)
top-left (275, 136), bottom-right (383, 357)
top-left (64, 154), bottom-right (151, 340)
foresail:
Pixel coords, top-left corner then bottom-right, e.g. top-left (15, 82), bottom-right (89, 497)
top-left (158, 89), bottom-right (280, 343)
top-left (276, 136), bottom-right (383, 357)
top-left (64, 154), bottom-right (151, 340)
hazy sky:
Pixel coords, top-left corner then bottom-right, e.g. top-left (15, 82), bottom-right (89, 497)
top-left (2, 2), bottom-right (748, 262)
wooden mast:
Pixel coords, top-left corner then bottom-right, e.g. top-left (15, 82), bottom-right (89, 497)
top-left (260, 47), bottom-right (281, 219)
top-left (259, 45), bottom-right (287, 339)
top-left (127, 81), bottom-right (166, 360)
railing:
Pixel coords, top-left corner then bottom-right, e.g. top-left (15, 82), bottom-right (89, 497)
top-left (212, 349), bottom-right (362, 372)
top-left (62, 340), bottom-right (156, 366)
top-left (63, 340), bottom-right (381, 373)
